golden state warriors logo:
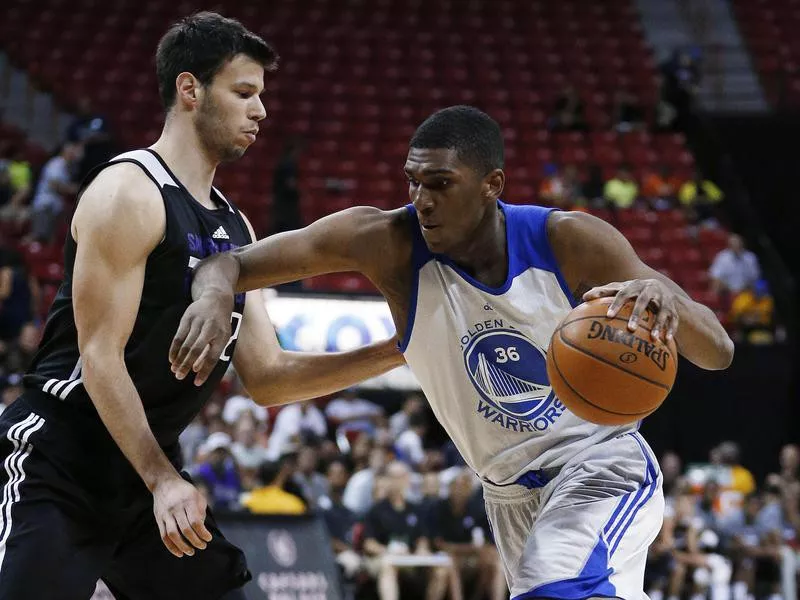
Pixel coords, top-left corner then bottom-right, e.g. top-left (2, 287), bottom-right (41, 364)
top-left (462, 324), bottom-right (566, 432)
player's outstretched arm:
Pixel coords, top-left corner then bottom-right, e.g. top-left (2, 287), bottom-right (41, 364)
top-left (170, 206), bottom-right (395, 383)
top-left (232, 213), bottom-right (404, 404)
top-left (73, 165), bottom-right (212, 558)
top-left (549, 211), bottom-right (734, 370)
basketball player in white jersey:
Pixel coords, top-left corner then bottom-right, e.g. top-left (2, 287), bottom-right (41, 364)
top-left (173, 106), bottom-right (734, 600)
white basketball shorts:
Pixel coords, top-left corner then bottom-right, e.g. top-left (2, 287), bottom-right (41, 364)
top-left (482, 431), bottom-right (664, 600)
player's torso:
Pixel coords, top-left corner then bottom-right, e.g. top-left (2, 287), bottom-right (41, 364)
top-left (398, 202), bottom-right (635, 484)
top-left (24, 149), bottom-right (250, 446)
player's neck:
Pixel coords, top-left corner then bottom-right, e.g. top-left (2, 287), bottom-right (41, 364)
top-left (151, 123), bottom-right (218, 210)
top-left (446, 204), bottom-right (508, 286)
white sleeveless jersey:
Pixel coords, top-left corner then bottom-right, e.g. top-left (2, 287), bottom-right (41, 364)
top-left (400, 201), bottom-right (636, 485)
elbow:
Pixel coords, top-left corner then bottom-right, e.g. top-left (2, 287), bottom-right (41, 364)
top-left (705, 333), bottom-right (735, 371)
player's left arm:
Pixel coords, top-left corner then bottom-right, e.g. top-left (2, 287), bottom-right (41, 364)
top-left (549, 211), bottom-right (734, 370)
top-left (230, 214), bottom-right (404, 404)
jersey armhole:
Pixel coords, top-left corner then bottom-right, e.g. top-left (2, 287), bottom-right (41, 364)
top-left (537, 208), bottom-right (580, 308)
top-left (397, 205), bottom-right (429, 353)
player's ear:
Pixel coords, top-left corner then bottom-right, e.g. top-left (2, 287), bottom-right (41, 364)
top-left (176, 72), bottom-right (200, 110)
top-left (484, 169), bottom-right (505, 201)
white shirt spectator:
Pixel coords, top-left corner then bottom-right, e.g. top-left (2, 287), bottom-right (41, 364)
top-left (389, 411), bottom-right (410, 438)
top-left (325, 394), bottom-right (383, 423)
top-left (32, 156), bottom-right (71, 211)
top-left (223, 394), bottom-right (268, 425)
top-left (231, 442), bottom-right (270, 470)
top-left (709, 248), bottom-right (760, 294)
top-left (342, 468), bottom-right (376, 515)
top-left (267, 403), bottom-right (327, 460)
top-left (396, 429), bottom-right (425, 466)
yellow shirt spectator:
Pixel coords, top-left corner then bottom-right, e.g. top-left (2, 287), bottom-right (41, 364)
top-left (8, 160), bottom-right (32, 193)
top-left (241, 486), bottom-right (307, 515)
top-left (604, 178), bottom-right (638, 209)
top-left (730, 288), bottom-right (774, 328)
top-left (678, 179), bottom-right (723, 206)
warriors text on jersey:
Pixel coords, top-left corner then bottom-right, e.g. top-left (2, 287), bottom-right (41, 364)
top-left (400, 201), bottom-right (637, 485)
top-left (22, 149), bottom-right (251, 446)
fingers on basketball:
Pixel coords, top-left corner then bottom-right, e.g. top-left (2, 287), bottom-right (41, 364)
top-left (547, 297), bottom-right (678, 426)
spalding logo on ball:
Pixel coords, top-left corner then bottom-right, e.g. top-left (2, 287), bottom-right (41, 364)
top-left (546, 297), bottom-right (678, 426)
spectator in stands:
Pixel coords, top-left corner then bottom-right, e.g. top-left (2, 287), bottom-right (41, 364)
top-left (661, 49), bottom-right (700, 130)
top-left (679, 170), bottom-right (724, 226)
top-left (28, 141), bottom-right (82, 243)
top-left (319, 459), bottom-right (362, 580)
top-left (230, 412), bottom-right (270, 491)
top-left (582, 163), bottom-right (606, 206)
top-left (344, 444), bottom-right (388, 516)
top-left (395, 410), bottom-right (429, 468)
top-left (389, 392), bottom-right (425, 438)
top-left (717, 441), bottom-right (757, 520)
top-left (778, 444), bottom-right (799, 489)
top-left (293, 445), bottom-right (329, 509)
top-left (266, 399), bottom-right (328, 460)
top-left (538, 163), bottom-right (583, 209)
top-left (641, 165), bottom-right (682, 210)
top-left (0, 247), bottom-right (34, 341)
top-left (727, 493), bottom-right (783, 600)
top-left (362, 461), bottom-right (450, 600)
top-left (729, 279), bottom-right (775, 345)
top-left (272, 137), bottom-right (304, 233)
top-left (1, 321), bottom-right (40, 377)
top-left (603, 164), bottom-right (639, 210)
top-left (241, 458), bottom-right (307, 515)
top-left (0, 144), bottom-right (32, 225)
top-left (326, 387), bottom-right (384, 436)
top-left (193, 432), bottom-right (243, 512)
top-left (653, 74), bottom-right (679, 132)
top-left (709, 234), bottom-right (761, 297)
top-left (550, 85), bottom-right (588, 132)
top-left (222, 392), bottom-right (268, 426)
top-left (430, 471), bottom-right (505, 600)
top-left (661, 451), bottom-right (684, 498)
top-left (66, 96), bottom-right (115, 182)
top-left (612, 90), bottom-right (646, 133)
top-left (663, 490), bottom-right (732, 600)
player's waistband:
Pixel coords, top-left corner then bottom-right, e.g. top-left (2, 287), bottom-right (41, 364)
top-left (481, 466), bottom-right (561, 499)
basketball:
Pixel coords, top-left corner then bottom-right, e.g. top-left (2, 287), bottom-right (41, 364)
top-left (546, 297), bottom-right (678, 426)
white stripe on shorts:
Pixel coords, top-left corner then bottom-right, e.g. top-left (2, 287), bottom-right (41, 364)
top-left (0, 413), bottom-right (46, 574)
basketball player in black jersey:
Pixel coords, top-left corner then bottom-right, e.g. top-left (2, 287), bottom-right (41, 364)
top-left (0, 12), bottom-right (402, 600)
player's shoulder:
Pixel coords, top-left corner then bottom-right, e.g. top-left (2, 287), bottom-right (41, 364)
top-left (546, 209), bottom-right (618, 248)
top-left (81, 161), bottom-right (162, 209)
top-left (74, 162), bottom-right (165, 245)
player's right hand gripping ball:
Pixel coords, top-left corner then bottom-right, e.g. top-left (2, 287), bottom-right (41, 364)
top-left (546, 297), bottom-right (678, 425)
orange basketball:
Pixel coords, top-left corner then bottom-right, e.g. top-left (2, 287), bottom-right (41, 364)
top-left (546, 297), bottom-right (678, 426)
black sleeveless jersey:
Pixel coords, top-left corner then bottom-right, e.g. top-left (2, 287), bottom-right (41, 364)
top-left (22, 149), bottom-right (250, 447)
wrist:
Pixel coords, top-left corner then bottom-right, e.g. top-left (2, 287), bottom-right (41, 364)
top-left (144, 464), bottom-right (182, 493)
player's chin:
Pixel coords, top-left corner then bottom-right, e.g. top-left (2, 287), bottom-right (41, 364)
top-left (220, 145), bottom-right (247, 163)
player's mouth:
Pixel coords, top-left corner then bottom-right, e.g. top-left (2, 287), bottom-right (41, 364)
top-left (243, 129), bottom-right (258, 142)
top-left (420, 223), bottom-right (439, 231)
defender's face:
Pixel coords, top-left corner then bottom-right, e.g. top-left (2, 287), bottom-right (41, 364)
top-left (404, 147), bottom-right (486, 255)
top-left (196, 54), bottom-right (266, 162)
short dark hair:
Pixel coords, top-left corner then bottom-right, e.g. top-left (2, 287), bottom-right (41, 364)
top-left (410, 105), bottom-right (504, 175)
top-left (155, 11), bottom-right (279, 110)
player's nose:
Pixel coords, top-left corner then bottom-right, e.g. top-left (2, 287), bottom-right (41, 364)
top-left (251, 97), bottom-right (267, 122)
top-left (412, 187), bottom-right (434, 212)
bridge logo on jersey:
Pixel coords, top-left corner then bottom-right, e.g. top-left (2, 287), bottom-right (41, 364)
top-left (463, 327), bottom-right (566, 433)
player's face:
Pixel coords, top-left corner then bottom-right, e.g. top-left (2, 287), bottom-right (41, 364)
top-left (195, 54), bottom-right (266, 162)
top-left (405, 147), bottom-right (493, 255)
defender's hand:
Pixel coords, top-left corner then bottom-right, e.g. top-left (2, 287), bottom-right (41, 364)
top-left (169, 291), bottom-right (234, 386)
top-left (583, 279), bottom-right (680, 342)
top-left (152, 476), bottom-right (213, 558)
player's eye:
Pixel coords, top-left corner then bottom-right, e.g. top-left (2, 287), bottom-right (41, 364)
top-left (237, 91), bottom-right (251, 99)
